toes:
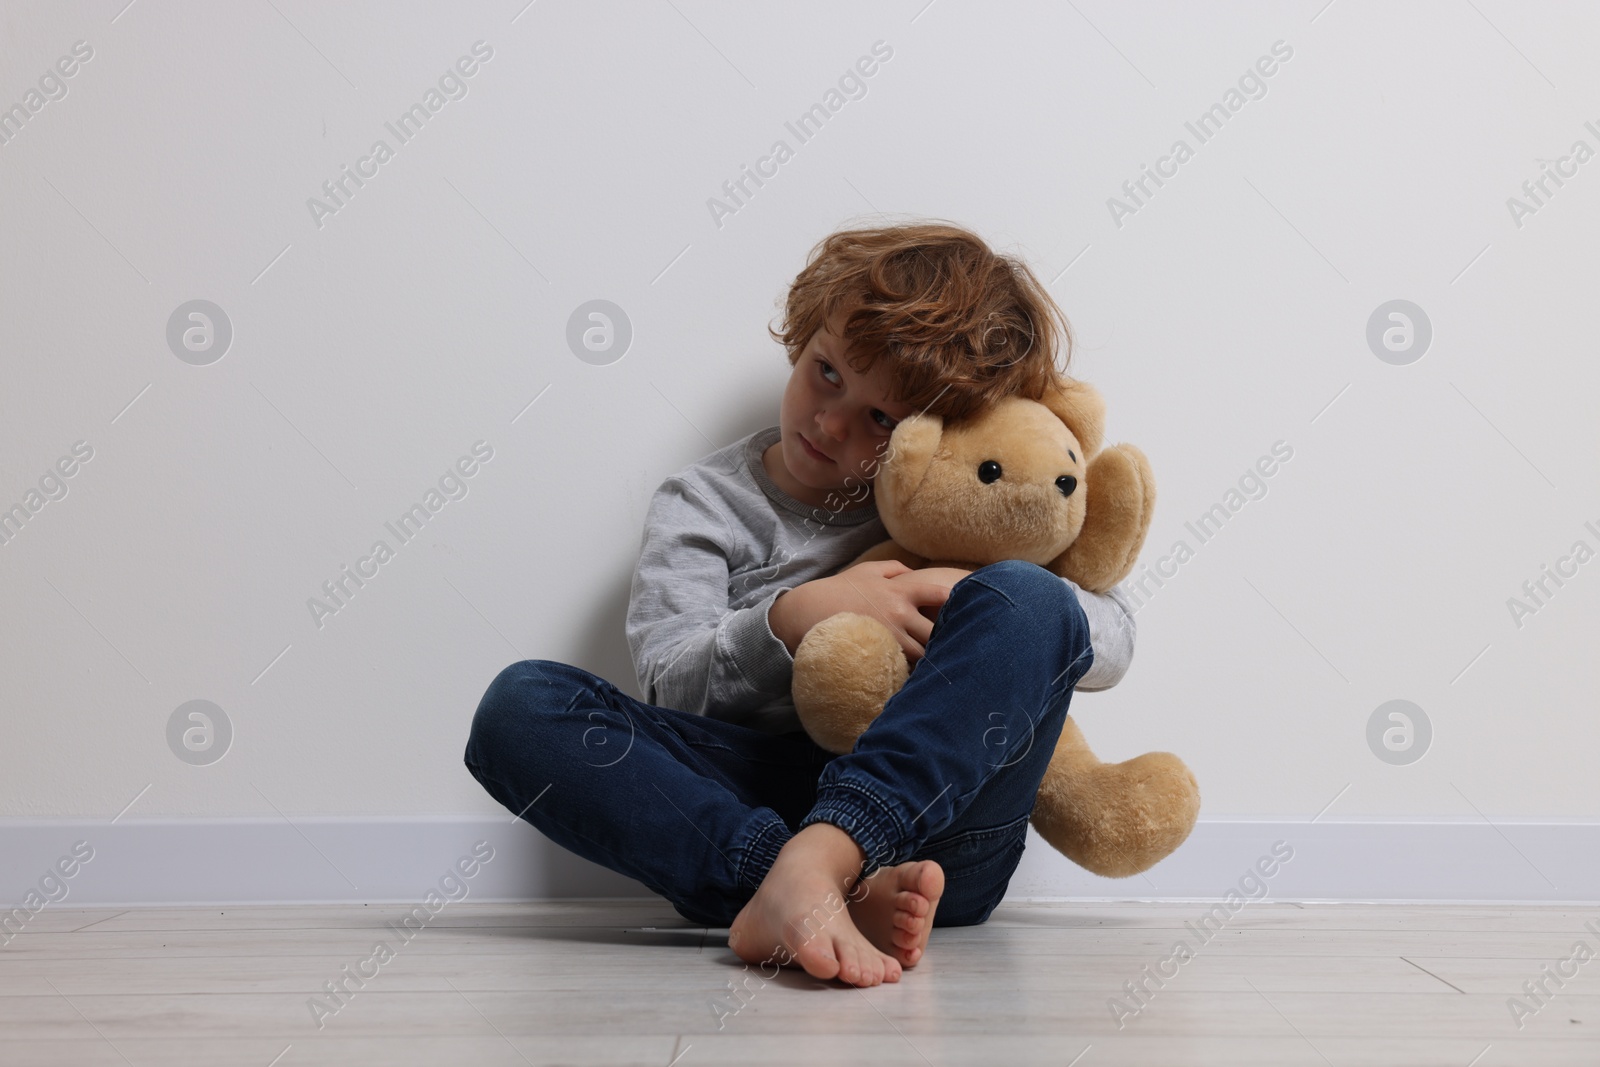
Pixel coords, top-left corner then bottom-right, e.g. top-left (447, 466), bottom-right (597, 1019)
top-left (853, 944), bottom-right (883, 986)
top-left (797, 936), bottom-right (841, 982)
top-left (897, 862), bottom-right (939, 904)
top-left (892, 908), bottom-right (925, 933)
top-left (835, 941), bottom-right (861, 985)
top-left (894, 889), bottom-right (929, 917)
top-left (892, 927), bottom-right (922, 951)
top-left (849, 940), bottom-right (891, 987)
top-left (915, 861), bottom-right (946, 901)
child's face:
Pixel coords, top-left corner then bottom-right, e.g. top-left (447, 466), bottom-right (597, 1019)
top-left (775, 313), bottom-right (918, 501)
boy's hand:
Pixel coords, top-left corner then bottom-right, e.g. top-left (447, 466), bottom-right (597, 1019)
top-left (891, 566), bottom-right (975, 624)
top-left (770, 561), bottom-right (973, 663)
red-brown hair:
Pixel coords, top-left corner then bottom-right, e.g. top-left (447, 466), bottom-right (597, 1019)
top-left (769, 219), bottom-right (1074, 423)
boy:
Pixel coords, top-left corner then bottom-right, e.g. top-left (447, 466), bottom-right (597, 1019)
top-left (464, 221), bottom-right (1136, 989)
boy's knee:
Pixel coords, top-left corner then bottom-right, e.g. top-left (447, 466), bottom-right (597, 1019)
top-left (963, 560), bottom-right (1092, 676)
top-left (468, 659), bottom-right (580, 754)
top-left (489, 658), bottom-right (584, 704)
top-left (969, 558), bottom-right (1062, 598)
top-left (967, 560), bottom-right (1084, 625)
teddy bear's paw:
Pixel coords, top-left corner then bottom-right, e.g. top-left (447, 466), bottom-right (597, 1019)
top-left (1032, 752), bottom-right (1200, 878)
top-left (792, 612), bottom-right (910, 754)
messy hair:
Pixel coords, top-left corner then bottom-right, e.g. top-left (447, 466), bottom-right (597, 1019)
top-left (769, 219), bottom-right (1074, 423)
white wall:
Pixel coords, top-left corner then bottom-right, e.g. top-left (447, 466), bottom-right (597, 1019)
top-left (2, 1), bottom-right (1595, 902)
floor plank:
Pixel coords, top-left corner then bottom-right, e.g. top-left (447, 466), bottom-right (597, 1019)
top-left (0, 900), bottom-right (1593, 1064)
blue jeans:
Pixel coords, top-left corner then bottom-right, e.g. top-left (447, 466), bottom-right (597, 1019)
top-left (463, 559), bottom-right (1094, 929)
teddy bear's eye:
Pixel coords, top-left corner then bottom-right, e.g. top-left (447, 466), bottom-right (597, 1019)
top-left (1056, 475), bottom-right (1078, 497)
top-left (978, 460), bottom-right (1002, 484)
top-left (1068, 450), bottom-right (1077, 463)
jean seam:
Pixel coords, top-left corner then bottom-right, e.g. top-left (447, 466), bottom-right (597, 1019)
top-left (941, 841), bottom-right (1025, 887)
top-left (921, 810), bottom-right (1031, 855)
top-left (962, 570), bottom-right (1020, 607)
top-left (802, 777), bottom-right (912, 876)
top-left (735, 814), bottom-right (792, 891)
top-left (465, 757), bottom-right (708, 907)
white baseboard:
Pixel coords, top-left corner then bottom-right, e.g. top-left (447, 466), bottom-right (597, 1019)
top-left (1009, 818), bottom-right (1600, 905)
top-left (2, 817), bottom-right (1596, 910)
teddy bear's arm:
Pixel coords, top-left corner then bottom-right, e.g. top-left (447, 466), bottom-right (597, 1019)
top-left (847, 539), bottom-right (929, 570)
top-left (1049, 443), bottom-right (1155, 594)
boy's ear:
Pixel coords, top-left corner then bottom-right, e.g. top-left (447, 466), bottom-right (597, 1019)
top-left (1039, 377), bottom-right (1106, 457)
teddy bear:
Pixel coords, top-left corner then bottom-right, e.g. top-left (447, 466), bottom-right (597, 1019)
top-left (790, 375), bottom-right (1200, 878)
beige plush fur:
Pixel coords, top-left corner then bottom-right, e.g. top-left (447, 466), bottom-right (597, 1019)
top-left (790, 377), bottom-right (1200, 878)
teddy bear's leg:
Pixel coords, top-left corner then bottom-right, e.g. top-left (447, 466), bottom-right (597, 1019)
top-left (1030, 716), bottom-right (1200, 878)
top-left (792, 612), bottom-right (910, 754)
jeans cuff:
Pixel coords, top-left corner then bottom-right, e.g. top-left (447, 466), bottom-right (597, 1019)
top-left (798, 778), bottom-right (911, 882)
top-left (736, 814), bottom-right (793, 892)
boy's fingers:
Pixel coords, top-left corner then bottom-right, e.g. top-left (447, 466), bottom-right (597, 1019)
top-left (900, 617), bottom-right (934, 661)
top-left (906, 581), bottom-right (956, 607)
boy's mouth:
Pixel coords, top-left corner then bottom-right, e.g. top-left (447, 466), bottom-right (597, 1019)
top-left (799, 434), bottom-right (834, 463)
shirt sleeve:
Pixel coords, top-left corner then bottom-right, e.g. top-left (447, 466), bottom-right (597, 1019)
top-left (625, 478), bottom-right (796, 718)
top-left (1062, 576), bottom-right (1137, 692)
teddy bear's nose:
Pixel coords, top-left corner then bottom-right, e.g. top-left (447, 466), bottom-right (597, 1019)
top-left (1056, 475), bottom-right (1078, 497)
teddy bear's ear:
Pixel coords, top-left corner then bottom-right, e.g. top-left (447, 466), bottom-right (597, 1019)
top-left (1039, 376), bottom-right (1106, 457)
top-left (880, 412), bottom-right (943, 502)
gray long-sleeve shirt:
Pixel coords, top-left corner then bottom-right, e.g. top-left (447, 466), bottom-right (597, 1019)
top-left (625, 425), bottom-right (1137, 736)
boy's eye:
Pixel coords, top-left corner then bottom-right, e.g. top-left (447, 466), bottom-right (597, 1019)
top-left (818, 359), bottom-right (896, 431)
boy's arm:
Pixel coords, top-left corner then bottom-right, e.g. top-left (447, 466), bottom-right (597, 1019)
top-left (625, 478), bottom-right (794, 717)
top-left (1063, 577), bottom-right (1137, 691)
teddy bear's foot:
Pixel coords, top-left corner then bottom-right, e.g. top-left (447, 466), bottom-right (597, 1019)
top-left (1032, 750), bottom-right (1200, 879)
top-left (792, 612), bottom-right (909, 754)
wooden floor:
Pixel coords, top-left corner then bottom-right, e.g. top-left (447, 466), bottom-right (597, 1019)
top-left (1, 899), bottom-right (1595, 1065)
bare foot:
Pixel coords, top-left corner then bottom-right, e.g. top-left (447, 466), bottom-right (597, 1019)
top-left (847, 859), bottom-right (944, 968)
top-left (728, 824), bottom-right (903, 987)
